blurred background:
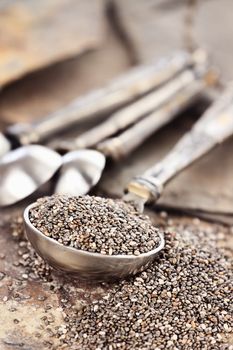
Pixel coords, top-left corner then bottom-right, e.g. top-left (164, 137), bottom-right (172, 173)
top-left (0, 0), bottom-right (233, 223)
top-left (0, 0), bottom-right (232, 125)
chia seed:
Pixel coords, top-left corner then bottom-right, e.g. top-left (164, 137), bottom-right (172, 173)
top-left (29, 195), bottom-right (162, 256)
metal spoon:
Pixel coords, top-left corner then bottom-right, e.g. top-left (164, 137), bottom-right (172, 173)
top-left (127, 82), bottom-right (233, 204)
top-left (0, 64), bottom-right (208, 206)
top-left (23, 82), bottom-right (233, 281)
top-left (0, 49), bottom-right (202, 158)
top-left (0, 145), bottom-right (62, 206)
top-left (54, 67), bottom-right (213, 195)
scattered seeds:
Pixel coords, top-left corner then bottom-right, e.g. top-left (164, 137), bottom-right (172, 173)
top-left (3, 212), bottom-right (233, 349)
top-left (64, 225), bottom-right (233, 350)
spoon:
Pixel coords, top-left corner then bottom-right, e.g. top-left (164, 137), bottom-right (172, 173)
top-left (23, 82), bottom-right (233, 280)
top-left (0, 49), bottom-right (202, 158)
top-left (54, 67), bottom-right (213, 195)
top-left (0, 64), bottom-right (208, 206)
top-left (0, 145), bottom-right (62, 206)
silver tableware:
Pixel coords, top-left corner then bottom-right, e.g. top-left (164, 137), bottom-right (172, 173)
top-left (57, 60), bottom-right (207, 152)
top-left (0, 50), bottom-right (203, 158)
top-left (0, 63), bottom-right (208, 206)
top-left (55, 67), bottom-right (212, 195)
top-left (24, 204), bottom-right (165, 281)
top-left (0, 145), bottom-right (62, 206)
top-left (23, 82), bottom-right (233, 280)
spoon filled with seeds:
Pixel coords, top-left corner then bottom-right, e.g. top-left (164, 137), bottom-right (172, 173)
top-left (24, 82), bottom-right (233, 280)
top-left (24, 195), bottom-right (165, 280)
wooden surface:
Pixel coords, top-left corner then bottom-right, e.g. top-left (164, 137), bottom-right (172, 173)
top-left (0, 1), bottom-right (233, 348)
top-left (0, 209), bottom-right (232, 349)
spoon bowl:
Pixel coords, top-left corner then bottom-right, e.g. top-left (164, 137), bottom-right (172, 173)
top-left (0, 145), bottom-right (62, 206)
top-left (24, 203), bottom-right (165, 281)
top-left (55, 149), bottom-right (106, 196)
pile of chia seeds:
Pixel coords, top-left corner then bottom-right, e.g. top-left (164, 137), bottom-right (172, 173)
top-left (6, 214), bottom-right (233, 349)
top-left (60, 226), bottom-right (233, 350)
top-left (29, 195), bottom-right (162, 256)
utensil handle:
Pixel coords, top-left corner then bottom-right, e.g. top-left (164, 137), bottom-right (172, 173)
top-left (127, 83), bottom-right (233, 202)
top-left (7, 50), bottom-right (200, 146)
top-left (97, 76), bottom-right (208, 160)
top-left (60, 64), bottom-right (207, 151)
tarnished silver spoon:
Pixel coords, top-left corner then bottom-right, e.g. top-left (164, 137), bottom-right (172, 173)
top-left (23, 82), bottom-right (233, 280)
top-left (24, 203), bottom-right (165, 281)
top-left (0, 145), bottom-right (62, 206)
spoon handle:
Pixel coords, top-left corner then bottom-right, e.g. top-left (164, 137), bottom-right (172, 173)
top-left (65, 68), bottom-right (202, 150)
top-left (127, 83), bottom-right (233, 202)
top-left (97, 71), bottom-right (212, 160)
top-left (6, 50), bottom-right (202, 147)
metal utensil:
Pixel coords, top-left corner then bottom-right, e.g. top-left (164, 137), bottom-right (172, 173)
top-left (23, 82), bottom-right (233, 281)
top-left (54, 67), bottom-right (212, 195)
top-left (24, 204), bottom-right (165, 280)
top-left (0, 50), bottom-right (203, 158)
top-left (57, 61), bottom-right (207, 152)
top-left (127, 82), bottom-right (233, 204)
top-left (55, 149), bottom-right (106, 196)
top-left (0, 65), bottom-right (208, 206)
top-left (0, 145), bottom-right (62, 206)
